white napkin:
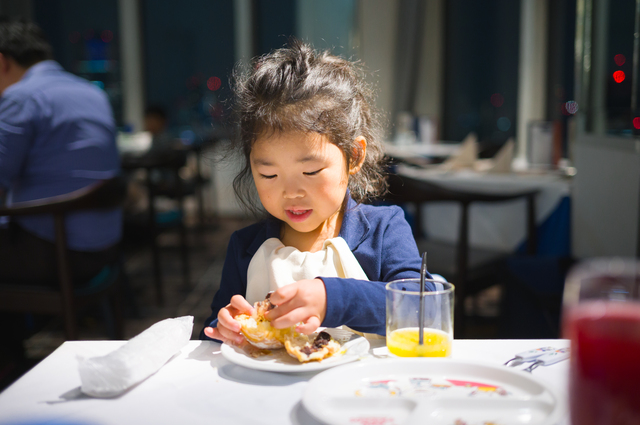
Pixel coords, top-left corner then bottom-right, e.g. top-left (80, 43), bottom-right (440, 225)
top-left (78, 316), bottom-right (194, 398)
top-left (487, 138), bottom-right (514, 173)
top-left (474, 138), bottom-right (514, 173)
top-left (440, 132), bottom-right (478, 170)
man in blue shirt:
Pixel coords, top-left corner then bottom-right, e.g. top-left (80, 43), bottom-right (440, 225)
top-left (0, 19), bottom-right (121, 285)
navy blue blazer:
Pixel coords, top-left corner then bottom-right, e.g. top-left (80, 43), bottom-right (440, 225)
top-left (200, 197), bottom-right (429, 337)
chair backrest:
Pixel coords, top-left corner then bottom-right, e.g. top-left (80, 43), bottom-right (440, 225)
top-left (0, 176), bottom-right (127, 216)
top-left (121, 149), bottom-right (188, 171)
top-left (0, 176), bottom-right (127, 340)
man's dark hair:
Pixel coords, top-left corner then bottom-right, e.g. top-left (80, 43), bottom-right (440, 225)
top-left (0, 17), bottom-right (52, 67)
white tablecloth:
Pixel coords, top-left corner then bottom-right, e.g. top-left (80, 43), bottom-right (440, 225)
top-left (396, 165), bottom-right (573, 252)
top-left (0, 339), bottom-right (570, 425)
top-left (384, 142), bottom-right (461, 161)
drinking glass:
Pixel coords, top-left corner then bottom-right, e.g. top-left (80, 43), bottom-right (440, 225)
top-left (562, 258), bottom-right (640, 425)
top-left (385, 278), bottom-right (454, 357)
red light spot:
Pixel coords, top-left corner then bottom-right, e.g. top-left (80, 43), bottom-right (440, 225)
top-left (207, 76), bottom-right (222, 91)
top-left (68, 31), bottom-right (81, 44)
top-left (101, 30), bottom-right (113, 43)
top-left (614, 54), bottom-right (626, 66)
top-left (490, 93), bottom-right (504, 107)
top-left (633, 117), bottom-right (640, 129)
top-left (613, 70), bottom-right (626, 83)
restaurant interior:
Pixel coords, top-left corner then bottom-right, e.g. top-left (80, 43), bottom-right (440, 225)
top-left (0, 0), bottom-right (638, 420)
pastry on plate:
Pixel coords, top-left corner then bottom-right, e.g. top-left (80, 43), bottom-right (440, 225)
top-left (284, 330), bottom-right (341, 362)
top-left (235, 293), bottom-right (294, 349)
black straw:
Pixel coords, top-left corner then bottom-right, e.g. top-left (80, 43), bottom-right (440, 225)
top-left (419, 252), bottom-right (427, 346)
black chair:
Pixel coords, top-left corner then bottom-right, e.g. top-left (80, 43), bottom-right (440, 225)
top-left (0, 177), bottom-right (127, 340)
top-left (384, 172), bottom-right (538, 337)
top-left (121, 149), bottom-right (191, 305)
top-left (174, 142), bottom-right (213, 228)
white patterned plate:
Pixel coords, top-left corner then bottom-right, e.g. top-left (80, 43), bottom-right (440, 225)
top-left (303, 358), bottom-right (565, 425)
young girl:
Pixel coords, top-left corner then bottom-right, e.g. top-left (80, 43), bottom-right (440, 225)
top-left (201, 40), bottom-right (430, 345)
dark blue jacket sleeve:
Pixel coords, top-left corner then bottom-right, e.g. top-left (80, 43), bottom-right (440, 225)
top-left (321, 206), bottom-right (430, 335)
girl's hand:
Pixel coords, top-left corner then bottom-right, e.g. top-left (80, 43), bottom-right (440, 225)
top-left (203, 295), bottom-right (254, 345)
top-left (266, 278), bottom-right (327, 335)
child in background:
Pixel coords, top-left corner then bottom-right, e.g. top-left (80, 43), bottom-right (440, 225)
top-left (144, 105), bottom-right (175, 152)
top-left (201, 40), bottom-right (429, 344)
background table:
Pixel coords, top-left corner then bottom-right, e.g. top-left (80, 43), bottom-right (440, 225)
top-left (0, 339), bottom-right (570, 425)
top-left (395, 164), bottom-right (572, 256)
top-left (383, 142), bottom-right (461, 166)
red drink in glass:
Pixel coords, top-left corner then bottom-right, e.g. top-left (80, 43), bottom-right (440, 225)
top-left (564, 301), bottom-right (640, 425)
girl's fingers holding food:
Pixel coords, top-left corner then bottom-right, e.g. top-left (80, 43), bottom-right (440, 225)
top-left (268, 307), bottom-right (304, 329)
top-left (267, 284), bottom-right (297, 307)
top-left (205, 326), bottom-right (232, 344)
top-left (217, 306), bottom-right (241, 333)
top-left (295, 315), bottom-right (321, 335)
top-left (230, 295), bottom-right (254, 314)
top-left (215, 323), bottom-right (246, 345)
top-left (203, 326), bottom-right (218, 339)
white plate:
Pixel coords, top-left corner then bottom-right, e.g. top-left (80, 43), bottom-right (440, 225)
top-left (221, 328), bottom-right (370, 373)
top-left (303, 358), bottom-right (565, 425)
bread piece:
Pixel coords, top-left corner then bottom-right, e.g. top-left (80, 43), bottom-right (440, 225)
top-left (284, 330), bottom-right (341, 362)
top-left (235, 294), bottom-right (294, 349)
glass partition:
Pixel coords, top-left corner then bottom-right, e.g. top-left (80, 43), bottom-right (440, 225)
top-left (574, 0), bottom-right (640, 137)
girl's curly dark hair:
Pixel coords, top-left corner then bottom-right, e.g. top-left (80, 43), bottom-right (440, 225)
top-left (230, 39), bottom-right (388, 215)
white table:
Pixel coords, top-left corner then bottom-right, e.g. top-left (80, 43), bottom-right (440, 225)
top-left (383, 142), bottom-right (461, 162)
top-left (0, 339), bottom-right (569, 425)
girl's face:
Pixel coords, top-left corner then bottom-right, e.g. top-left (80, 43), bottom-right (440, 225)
top-left (250, 131), bottom-right (356, 250)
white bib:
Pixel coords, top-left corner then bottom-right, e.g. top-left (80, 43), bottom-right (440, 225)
top-left (245, 237), bottom-right (369, 305)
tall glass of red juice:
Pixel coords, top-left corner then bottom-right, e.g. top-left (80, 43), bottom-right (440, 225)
top-left (562, 259), bottom-right (640, 425)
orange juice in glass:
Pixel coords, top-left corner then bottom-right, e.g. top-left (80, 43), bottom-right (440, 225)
top-left (386, 279), bottom-right (454, 357)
